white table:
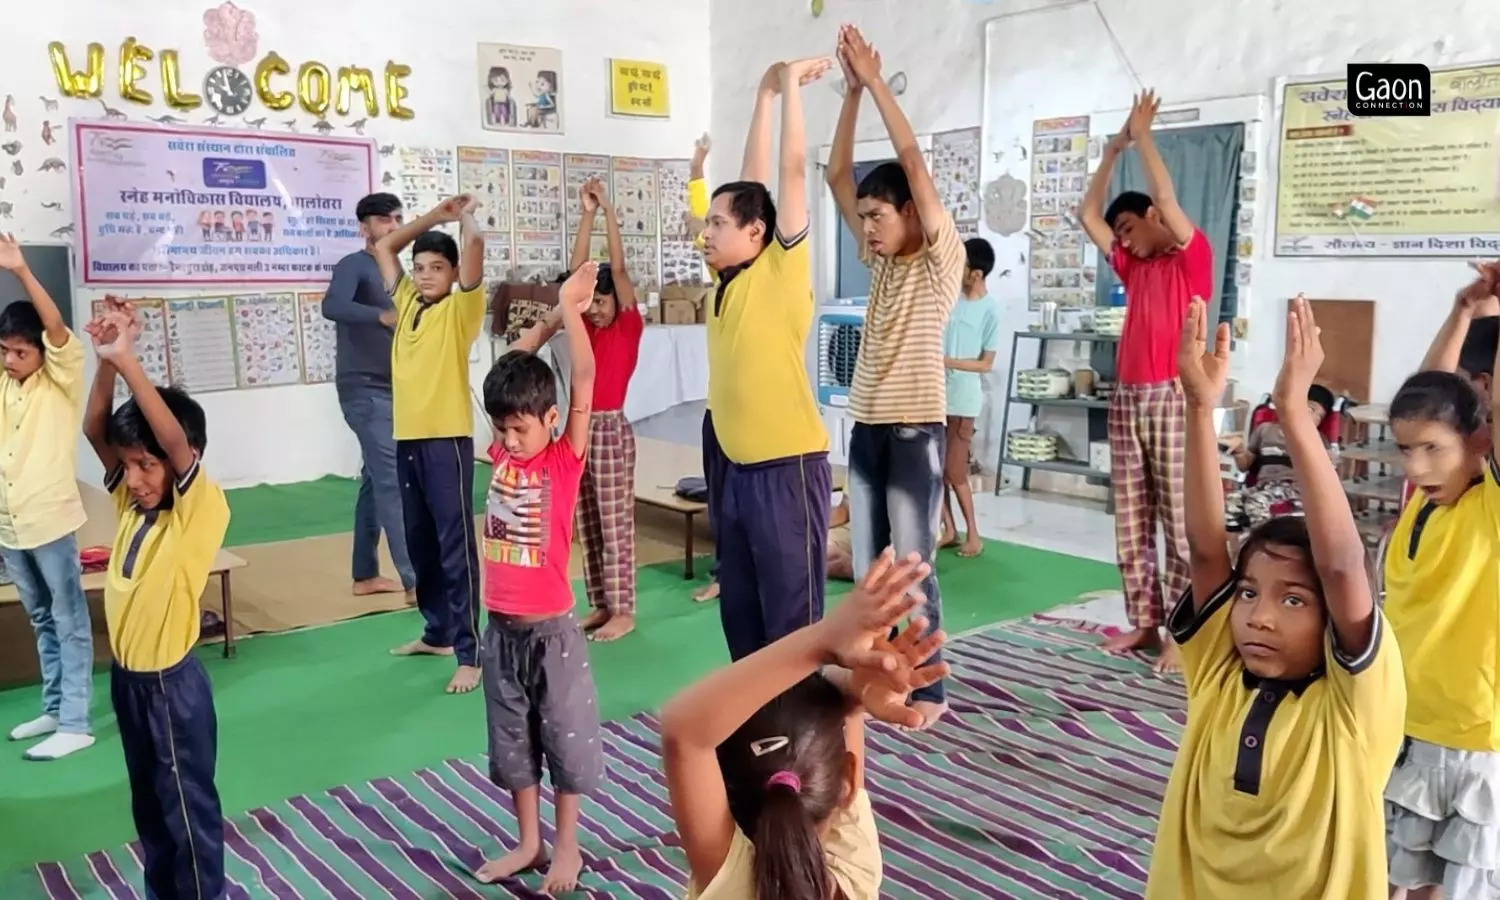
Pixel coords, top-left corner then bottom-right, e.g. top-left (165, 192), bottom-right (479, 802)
top-left (542, 323), bottom-right (708, 423)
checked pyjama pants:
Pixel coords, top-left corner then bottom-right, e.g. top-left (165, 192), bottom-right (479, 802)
top-left (578, 411), bottom-right (637, 616)
top-left (1108, 380), bottom-right (1190, 630)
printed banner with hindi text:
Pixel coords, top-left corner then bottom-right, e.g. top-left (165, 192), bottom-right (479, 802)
top-left (72, 121), bottom-right (376, 285)
top-left (1275, 65), bottom-right (1500, 257)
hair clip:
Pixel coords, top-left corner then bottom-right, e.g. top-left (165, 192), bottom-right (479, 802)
top-left (749, 736), bottom-right (790, 757)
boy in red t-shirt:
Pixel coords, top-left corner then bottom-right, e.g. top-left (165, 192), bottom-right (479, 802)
top-left (1081, 90), bottom-right (1216, 674)
top-left (473, 262), bottom-right (602, 895)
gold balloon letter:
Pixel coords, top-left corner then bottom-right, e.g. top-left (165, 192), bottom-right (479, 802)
top-left (160, 51), bottom-right (202, 111)
top-left (255, 52), bottom-right (294, 111)
top-left (48, 41), bottom-right (104, 98)
top-left (336, 66), bottom-right (378, 117)
top-left (385, 61), bottom-right (413, 120)
top-left (119, 37), bottom-right (154, 105)
top-left (297, 61), bottom-right (332, 117)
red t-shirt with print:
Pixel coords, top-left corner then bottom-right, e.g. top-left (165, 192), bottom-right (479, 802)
top-left (1111, 229), bottom-right (1216, 385)
top-left (584, 304), bottom-right (644, 412)
top-left (483, 438), bottom-right (585, 616)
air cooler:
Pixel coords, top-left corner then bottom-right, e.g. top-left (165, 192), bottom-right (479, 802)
top-left (815, 312), bottom-right (864, 406)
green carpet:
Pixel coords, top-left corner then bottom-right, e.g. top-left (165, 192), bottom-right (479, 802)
top-left (221, 466), bottom-right (492, 547)
top-left (0, 541), bottom-right (1118, 873)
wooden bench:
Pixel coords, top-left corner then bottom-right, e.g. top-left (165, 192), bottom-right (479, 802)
top-left (634, 437), bottom-right (709, 580)
top-left (0, 549), bottom-right (249, 658)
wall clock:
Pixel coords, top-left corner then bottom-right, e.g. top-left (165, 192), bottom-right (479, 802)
top-left (204, 66), bottom-right (254, 116)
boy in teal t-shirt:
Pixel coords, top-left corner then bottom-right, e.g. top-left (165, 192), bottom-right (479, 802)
top-left (939, 238), bottom-right (999, 557)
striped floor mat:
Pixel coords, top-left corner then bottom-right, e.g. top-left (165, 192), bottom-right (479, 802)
top-left (24, 618), bottom-right (1184, 899)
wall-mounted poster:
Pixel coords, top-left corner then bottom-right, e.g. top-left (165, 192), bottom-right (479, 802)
top-left (1275, 65), bottom-right (1500, 257)
top-left (1028, 115), bottom-right (1092, 310)
top-left (457, 146), bottom-right (515, 284)
top-left (71, 122), bottom-right (375, 287)
top-left (609, 59), bottom-right (670, 119)
top-left (932, 127), bottom-right (982, 225)
top-left (477, 43), bottom-right (563, 134)
top-left (91, 297), bottom-right (170, 399)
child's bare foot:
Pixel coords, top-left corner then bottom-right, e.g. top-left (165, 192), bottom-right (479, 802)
top-left (354, 576), bottom-right (404, 596)
top-left (541, 839), bottom-right (583, 895)
top-left (589, 614), bottom-right (635, 642)
top-left (1152, 639), bottom-right (1182, 675)
top-left (957, 535), bottom-right (983, 557)
top-left (390, 639), bottom-right (453, 657)
top-left (580, 609), bottom-right (611, 632)
top-left (446, 665), bottom-right (481, 694)
top-left (692, 580), bottom-right (719, 603)
top-left (938, 527), bottom-right (959, 549)
top-left (1101, 627), bottom-right (1161, 654)
top-left (905, 701), bottom-right (949, 731)
top-left (475, 842), bottom-right (547, 884)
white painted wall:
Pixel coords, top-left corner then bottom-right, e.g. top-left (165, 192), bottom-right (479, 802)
top-left (711, 0), bottom-right (1500, 483)
top-left (3, 0), bottom-right (710, 488)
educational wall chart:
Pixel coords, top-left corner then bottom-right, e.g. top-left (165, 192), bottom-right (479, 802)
top-left (458, 146), bottom-right (516, 283)
top-left (297, 292), bottom-right (339, 384)
top-left (1028, 115), bottom-right (1092, 310)
top-left (932, 127), bottom-right (982, 226)
top-left (657, 158), bottom-right (705, 285)
top-left (611, 157), bottom-right (660, 237)
top-left (72, 122), bottom-right (377, 287)
top-left (564, 153), bottom-right (611, 240)
top-left (232, 293), bottom-right (302, 388)
top-left (512, 150), bottom-right (567, 282)
top-left (165, 297), bottom-right (239, 393)
top-left (1275, 65), bottom-right (1500, 257)
top-left (397, 146), bottom-right (457, 227)
top-left (477, 43), bottom-right (564, 135)
top-left (91, 298), bottom-right (170, 399)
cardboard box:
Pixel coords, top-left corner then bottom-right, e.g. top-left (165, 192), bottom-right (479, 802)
top-left (660, 284), bottom-right (710, 309)
top-left (661, 299), bottom-right (697, 325)
top-left (489, 282), bottom-right (560, 341)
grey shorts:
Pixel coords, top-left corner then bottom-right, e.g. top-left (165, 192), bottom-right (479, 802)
top-left (1387, 737), bottom-right (1500, 897)
top-left (480, 613), bottom-right (603, 795)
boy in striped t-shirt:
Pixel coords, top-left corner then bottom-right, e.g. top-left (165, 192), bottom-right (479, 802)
top-left (826, 24), bottom-right (964, 730)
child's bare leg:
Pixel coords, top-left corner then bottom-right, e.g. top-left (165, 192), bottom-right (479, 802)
top-left (541, 792), bottom-right (584, 895)
top-left (938, 488), bottom-right (959, 548)
top-left (952, 476), bottom-right (983, 557)
top-left (475, 785), bottom-right (547, 883)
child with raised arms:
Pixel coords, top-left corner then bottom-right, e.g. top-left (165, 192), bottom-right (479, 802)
top-left (473, 262), bottom-right (603, 895)
top-left (662, 548), bottom-right (949, 900)
top-left (1384, 292), bottom-right (1500, 899)
top-left (83, 299), bottom-right (233, 899)
top-left (1149, 296), bottom-right (1404, 898)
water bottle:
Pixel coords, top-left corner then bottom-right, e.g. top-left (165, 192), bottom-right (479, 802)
top-left (1110, 284), bottom-right (1127, 307)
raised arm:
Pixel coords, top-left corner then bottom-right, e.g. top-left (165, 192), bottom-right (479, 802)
top-left (82, 307), bottom-right (121, 473)
top-left (775, 57), bottom-right (832, 240)
top-left (826, 43), bottom-right (864, 240)
top-left (457, 198), bottom-right (484, 291)
top-left (569, 180), bottom-right (597, 273)
top-left (740, 66), bottom-right (780, 183)
top-left (1081, 129), bottom-right (1127, 255)
top-left (1424, 262), bottom-right (1500, 371)
top-left (1127, 90), bottom-right (1195, 246)
top-left (557, 262), bottom-right (597, 458)
top-left (373, 196), bottom-right (465, 293)
top-left (96, 308), bottom-right (196, 476)
top-left (1276, 296), bottom-right (1372, 655)
top-left (0, 233), bottom-right (69, 347)
top-left (1177, 299), bottom-right (1234, 605)
top-left (841, 27), bottom-right (945, 240)
top-left (595, 184), bottom-right (639, 309)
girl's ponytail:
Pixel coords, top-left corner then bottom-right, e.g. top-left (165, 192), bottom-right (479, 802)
top-left (751, 770), bottom-right (832, 900)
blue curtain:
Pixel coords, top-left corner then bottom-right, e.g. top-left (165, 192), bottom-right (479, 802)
top-left (1093, 123), bottom-right (1244, 326)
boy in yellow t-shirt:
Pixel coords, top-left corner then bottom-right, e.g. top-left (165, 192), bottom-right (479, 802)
top-left (82, 299), bottom-right (232, 900)
top-left (372, 195), bottom-right (488, 695)
top-left (1152, 298), bottom-right (1403, 899)
top-left (0, 235), bottom-right (95, 761)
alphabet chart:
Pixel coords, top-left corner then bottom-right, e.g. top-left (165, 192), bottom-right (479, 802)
top-left (164, 297), bottom-right (239, 393)
top-left (91, 298), bottom-right (171, 399)
top-left (297, 292), bottom-right (339, 384)
top-left (232, 293), bottom-right (303, 388)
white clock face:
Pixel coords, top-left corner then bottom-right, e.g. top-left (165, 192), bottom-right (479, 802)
top-left (204, 67), bottom-right (253, 116)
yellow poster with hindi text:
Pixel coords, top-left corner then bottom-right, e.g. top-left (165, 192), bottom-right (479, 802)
top-left (1275, 64), bottom-right (1500, 257)
top-left (609, 59), bottom-right (669, 118)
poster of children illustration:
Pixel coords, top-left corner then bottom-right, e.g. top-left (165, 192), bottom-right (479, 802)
top-left (477, 43), bottom-right (564, 134)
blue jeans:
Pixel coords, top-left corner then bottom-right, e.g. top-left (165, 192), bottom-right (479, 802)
top-left (2, 533), bottom-right (93, 734)
top-left (338, 382), bottom-right (415, 589)
top-left (847, 423), bottom-right (947, 704)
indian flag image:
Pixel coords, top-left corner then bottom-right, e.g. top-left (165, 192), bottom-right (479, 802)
top-left (1347, 196), bottom-right (1377, 220)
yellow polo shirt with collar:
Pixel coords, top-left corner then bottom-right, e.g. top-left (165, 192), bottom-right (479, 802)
top-left (105, 457), bottom-right (231, 672)
top-left (0, 330), bottom-right (87, 550)
top-left (1385, 457), bottom-right (1500, 751)
top-left (1147, 578), bottom-right (1405, 899)
top-left (689, 178), bottom-right (709, 251)
top-left (390, 276), bottom-right (486, 441)
top-left (705, 228), bottom-right (828, 464)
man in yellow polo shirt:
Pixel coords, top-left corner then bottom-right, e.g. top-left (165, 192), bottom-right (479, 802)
top-left (0, 235), bottom-right (94, 761)
top-left (702, 57), bottom-right (833, 660)
top-left (372, 195), bottom-right (488, 695)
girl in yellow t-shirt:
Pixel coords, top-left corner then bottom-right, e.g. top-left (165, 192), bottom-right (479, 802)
top-left (1384, 362), bottom-right (1500, 899)
top-left (660, 550), bottom-right (948, 900)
